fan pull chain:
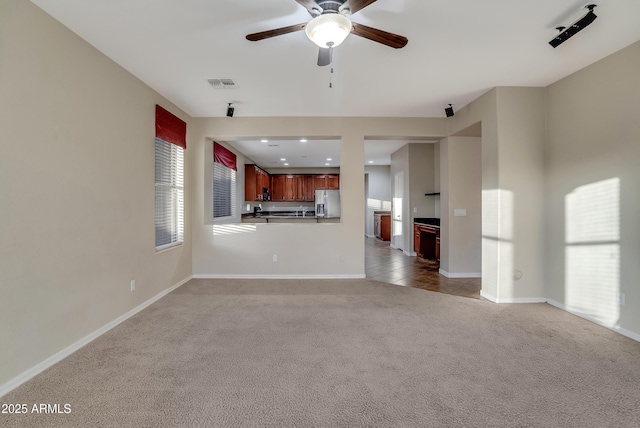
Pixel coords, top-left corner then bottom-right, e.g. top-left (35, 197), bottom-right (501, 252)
top-left (329, 66), bottom-right (334, 88)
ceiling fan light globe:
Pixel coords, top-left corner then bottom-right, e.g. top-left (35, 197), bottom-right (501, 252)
top-left (305, 14), bottom-right (352, 48)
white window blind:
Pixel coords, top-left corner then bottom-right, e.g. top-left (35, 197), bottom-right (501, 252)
top-left (213, 162), bottom-right (236, 219)
top-left (155, 137), bottom-right (184, 250)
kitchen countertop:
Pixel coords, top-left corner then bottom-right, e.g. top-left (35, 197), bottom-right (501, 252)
top-left (414, 218), bottom-right (440, 228)
top-left (241, 212), bottom-right (340, 223)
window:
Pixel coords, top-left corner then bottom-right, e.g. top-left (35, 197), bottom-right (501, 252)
top-left (155, 138), bottom-right (184, 249)
top-left (213, 161), bottom-right (236, 219)
top-left (213, 142), bottom-right (237, 221)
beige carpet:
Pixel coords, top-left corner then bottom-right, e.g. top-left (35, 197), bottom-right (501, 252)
top-left (2, 278), bottom-right (640, 427)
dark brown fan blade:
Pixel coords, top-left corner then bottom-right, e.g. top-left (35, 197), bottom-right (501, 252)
top-left (340, 0), bottom-right (378, 15)
top-left (246, 23), bottom-right (307, 41)
top-left (350, 23), bottom-right (408, 48)
top-left (317, 47), bottom-right (332, 66)
top-left (294, 0), bottom-right (322, 16)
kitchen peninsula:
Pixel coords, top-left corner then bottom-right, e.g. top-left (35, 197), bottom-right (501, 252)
top-left (241, 210), bottom-right (339, 224)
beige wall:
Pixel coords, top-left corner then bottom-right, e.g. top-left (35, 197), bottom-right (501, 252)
top-left (448, 87), bottom-right (546, 301)
top-left (447, 89), bottom-right (501, 298)
top-left (390, 143), bottom-right (437, 254)
top-left (408, 144), bottom-right (437, 222)
top-left (439, 137), bottom-right (482, 276)
top-left (495, 87), bottom-right (546, 300)
top-left (389, 144), bottom-right (409, 251)
top-left (545, 41), bottom-right (640, 336)
top-left (365, 165), bottom-right (391, 237)
top-left (191, 117), bottom-right (447, 277)
top-left (0, 0), bottom-right (193, 388)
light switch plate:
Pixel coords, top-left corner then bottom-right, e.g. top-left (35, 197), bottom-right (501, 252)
top-left (454, 209), bottom-right (467, 217)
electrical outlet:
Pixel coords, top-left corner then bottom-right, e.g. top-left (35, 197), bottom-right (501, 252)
top-left (413, 207), bottom-right (417, 213)
top-left (618, 292), bottom-right (625, 306)
top-left (130, 280), bottom-right (136, 291)
top-left (272, 254), bottom-right (278, 262)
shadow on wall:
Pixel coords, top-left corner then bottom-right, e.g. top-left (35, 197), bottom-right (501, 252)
top-left (565, 178), bottom-right (620, 326)
top-left (481, 189), bottom-right (514, 300)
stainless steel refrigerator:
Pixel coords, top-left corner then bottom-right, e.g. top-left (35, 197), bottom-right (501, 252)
top-left (315, 190), bottom-right (341, 218)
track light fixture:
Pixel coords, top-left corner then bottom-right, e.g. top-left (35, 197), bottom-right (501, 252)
top-left (226, 103), bottom-right (234, 117)
top-left (549, 4), bottom-right (598, 48)
top-left (445, 104), bottom-right (454, 118)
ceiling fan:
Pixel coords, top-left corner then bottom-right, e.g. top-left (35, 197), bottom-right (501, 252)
top-left (246, 0), bottom-right (408, 66)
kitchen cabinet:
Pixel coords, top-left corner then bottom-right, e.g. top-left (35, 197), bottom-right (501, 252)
top-left (244, 164), bottom-right (270, 202)
top-left (269, 174), bottom-right (338, 202)
top-left (261, 171), bottom-right (270, 197)
top-left (296, 176), bottom-right (305, 201)
top-left (374, 213), bottom-right (391, 241)
top-left (414, 223), bottom-right (439, 261)
top-left (303, 175), bottom-right (315, 201)
top-left (271, 175), bottom-right (285, 201)
top-left (283, 175), bottom-right (296, 201)
top-left (314, 174), bottom-right (340, 190)
top-left (295, 176), bottom-right (315, 202)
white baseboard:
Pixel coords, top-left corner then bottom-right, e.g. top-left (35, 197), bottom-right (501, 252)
top-left (389, 244), bottom-right (399, 250)
top-left (439, 269), bottom-right (481, 278)
top-left (497, 297), bottom-right (548, 304)
top-left (480, 290), bottom-right (497, 302)
top-left (192, 274), bottom-right (366, 280)
top-left (479, 290), bottom-right (546, 304)
top-left (0, 275), bottom-right (193, 398)
top-left (546, 299), bottom-right (640, 343)
top-left (365, 234), bottom-right (376, 238)
top-left (403, 250), bottom-right (417, 257)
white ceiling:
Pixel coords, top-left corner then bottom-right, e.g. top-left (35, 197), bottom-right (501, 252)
top-left (30, 0), bottom-right (640, 120)
top-left (29, 1), bottom-right (640, 166)
top-left (227, 138), bottom-right (434, 168)
top-left (230, 139), bottom-right (341, 168)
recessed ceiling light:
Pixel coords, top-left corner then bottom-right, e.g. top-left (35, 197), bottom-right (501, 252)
top-left (326, 158), bottom-right (332, 161)
top-left (280, 158), bottom-right (286, 161)
top-left (284, 163), bottom-right (289, 166)
top-left (325, 163), bottom-right (330, 166)
top-left (261, 139), bottom-right (268, 143)
top-left (300, 139), bottom-right (308, 143)
top-left (368, 161), bottom-right (374, 164)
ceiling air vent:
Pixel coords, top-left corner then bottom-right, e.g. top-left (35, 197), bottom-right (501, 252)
top-left (207, 78), bottom-right (238, 89)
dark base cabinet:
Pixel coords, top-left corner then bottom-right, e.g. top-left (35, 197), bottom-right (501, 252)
top-left (414, 223), bottom-right (440, 261)
top-left (374, 214), bottom-right (391, 241)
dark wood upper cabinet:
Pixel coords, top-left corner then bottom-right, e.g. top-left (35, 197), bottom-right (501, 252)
top-left (283, 175), bottom-right (296, 201)
top-left (326, 175), bottom-right (339, 190)
top-left (315, 174), bottom-right (340, 190)
top-left (271, 175), bottom-right (285, 201)
top-left (303, 175), bottom-right (315, 201)
top-left (244, 164), bottom-right (270, 202)
top-left (266, 173), bottom-right (339, 202)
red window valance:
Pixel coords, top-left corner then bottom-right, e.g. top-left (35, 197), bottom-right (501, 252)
top-left (155, 104), bottom-right (186, 149)
top-left (214, 142), bottom-right (237, 171)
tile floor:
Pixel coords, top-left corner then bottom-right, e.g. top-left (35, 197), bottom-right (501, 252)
top-left (365, 237), bottom-right (482, 299)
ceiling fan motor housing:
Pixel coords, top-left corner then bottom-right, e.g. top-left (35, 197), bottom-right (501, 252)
top-left (314, 1), bottom-right (348, 16)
